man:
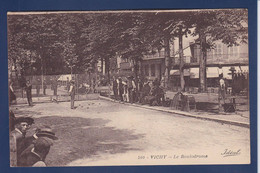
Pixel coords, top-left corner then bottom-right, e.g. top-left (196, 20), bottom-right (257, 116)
top-left (10, 116), bottom-right (34, 167)
top-left (19, 137), bottom-right (53, 167)
top-left (127, 76), bottom-right (136, 103)
top-left (36, 79), bottom-right (41, 97)
top-left (69, 80), bottom-right (76, 109)
top-left (140, 80), bottom-right (151, 104)
top-left (118, 78), bottom-right (124, 101)
top-left (136, 77), bottom-right (143, 103)
top-left (22, 126), bottom-right (58, 153)
top-left (25, 80), bottom-right (32, 106)
top-left (112, 77), bottom-right (118, 100)
top-left (219, 74), bottom-right (226, 101)
top-left (52, 79), bottom-right (58, 96)
top-left (19, 127), bottom-right (58, 167)
top-left (66, 77), bottom-right (70, 91)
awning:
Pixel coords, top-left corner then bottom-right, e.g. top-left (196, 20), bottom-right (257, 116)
top-left (206, 67), bottom-right (220, 78)
top-left (57, 74), bottom-right (73, 81)
top-left (190, 67), bottom-right (225, 79)
top-left (190, 68), bottom-right (199, 79)
top-left (175, 66), bottom-right (248, 79)
top-left (170, 69), bottom-right (190, 76)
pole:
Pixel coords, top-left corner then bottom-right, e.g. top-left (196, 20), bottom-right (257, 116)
top-left (179, 27), bottom-right (185, 91)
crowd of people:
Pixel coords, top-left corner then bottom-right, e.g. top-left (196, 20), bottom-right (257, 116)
top-left (9, 111), bottom-right (58, 167)
top-left (112, 76), bottom-right (165, 106)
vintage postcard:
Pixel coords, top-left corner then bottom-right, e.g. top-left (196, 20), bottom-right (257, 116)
top-left (7, 9), bottom-right (250, 167)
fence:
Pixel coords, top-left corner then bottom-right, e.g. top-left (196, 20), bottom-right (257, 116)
top-left (11, 74), bottom-right (102, 104)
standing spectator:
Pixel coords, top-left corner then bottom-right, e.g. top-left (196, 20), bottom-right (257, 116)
top-left (136, 77), bottom-right (143, 103)
top-left (10, 116), bottom-right (34, 167)
top-left (25, 80), bottom-right (32, 106)
top-left (127, 76), bottom-right (136, 103)
top-left (66, 77), bottom-right (70, 91)
top-left (118, 78), bottom-right (124, 101)
top-left (123, 80), bottom-right (128, 102)
top-left (112, 77), bottom-right (118, 100)
top-left (36, 79), bottom-right (41, 97)
top-left (219, 74), bottom-right (226, 101)
top-left (19, 75), bottom-right (26, 98)
top-left (69, 80), bottom-right (76, 109)
top-left (52, 79), bottom-right (58, 96)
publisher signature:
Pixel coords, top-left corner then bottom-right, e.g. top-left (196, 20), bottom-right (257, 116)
top-left (221, 149), bottom-right (241, 157)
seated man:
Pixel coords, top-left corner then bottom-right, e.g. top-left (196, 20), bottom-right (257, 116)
top-left (140, 81), bottom-right (151, 104)
top-left (146, 85), bottom-right (165, 106)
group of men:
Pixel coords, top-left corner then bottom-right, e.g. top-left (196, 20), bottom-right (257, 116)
top-left (112, 76), bottom-right (142, 104)
top-left (112, 76), bottom-right (165, 106)
top-left (9, 111), bottom-right (58, 167)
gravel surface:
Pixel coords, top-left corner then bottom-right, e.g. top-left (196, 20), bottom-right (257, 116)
top-left (11, 99), bottom-right (250, 166)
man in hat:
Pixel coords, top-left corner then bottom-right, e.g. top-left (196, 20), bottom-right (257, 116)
top-left (25, 80), bottom-right (32, 106)
top-left (127, 76), bottom-right (136, 104)
top-left (19, 137), bottom-right (53, 167)
top-left (18, 126), bottom-right (58, 166)
top-left (118, 78), bottom-right (124, 101)
top-left (69, 80), bottom-right (76, 109)
top-left (22, 126), bottom-right (58, 153)
top-left (10, 116), bottom-right (34, 167)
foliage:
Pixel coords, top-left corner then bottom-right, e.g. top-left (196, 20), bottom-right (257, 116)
top-left (8, 9), bottom-right (248, 85)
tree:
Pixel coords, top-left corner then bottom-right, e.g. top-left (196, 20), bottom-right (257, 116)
top-left (62, 38), bottom-right (78, 75)
top-left (192, 9), bottom-right (248, 92)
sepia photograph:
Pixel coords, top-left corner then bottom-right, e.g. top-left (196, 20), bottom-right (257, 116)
top-left (7, 9), bottom-right (250, 167)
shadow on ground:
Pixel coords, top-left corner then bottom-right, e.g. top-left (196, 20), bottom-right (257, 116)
top-left (31, 116), bottom-right (144, 166)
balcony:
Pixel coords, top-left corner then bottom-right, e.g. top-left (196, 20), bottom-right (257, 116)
top-left (120, 62), bottom-right (132, 70)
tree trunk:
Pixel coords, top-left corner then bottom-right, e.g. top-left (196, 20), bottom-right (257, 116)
top-left (179, 29), bottom-right (185, 91)
top-left (105, 56), bottom-right (110, 84)
top-left (101, 56), bottom-right (104, 75)
top-left (164, 36), bottom-right (171, 89)
top-left (132, 58), bottom-right (138, 80)
top-left (199, 32), bottom-right (207, 92)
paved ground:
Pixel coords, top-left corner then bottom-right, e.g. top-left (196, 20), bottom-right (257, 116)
top-left (11, 99), bottom-right (250, 166)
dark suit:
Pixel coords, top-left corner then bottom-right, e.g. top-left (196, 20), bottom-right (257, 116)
top-left (25, 84), bottom-right (32, 106)
top-left (19, 147), bottom-right (45, 167)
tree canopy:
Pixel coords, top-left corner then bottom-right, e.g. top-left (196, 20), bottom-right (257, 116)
top-left (8, 9), bottom-right (248, 80)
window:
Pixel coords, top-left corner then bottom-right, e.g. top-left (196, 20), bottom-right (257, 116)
top-left (211, 43), bottom-right (223, 60)
top-left (144, 65), bottom-right (149, 76)
top-left (228, 46), bottom-right (239, 59)
top-left (151, 64), bottom-right (155, 77)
